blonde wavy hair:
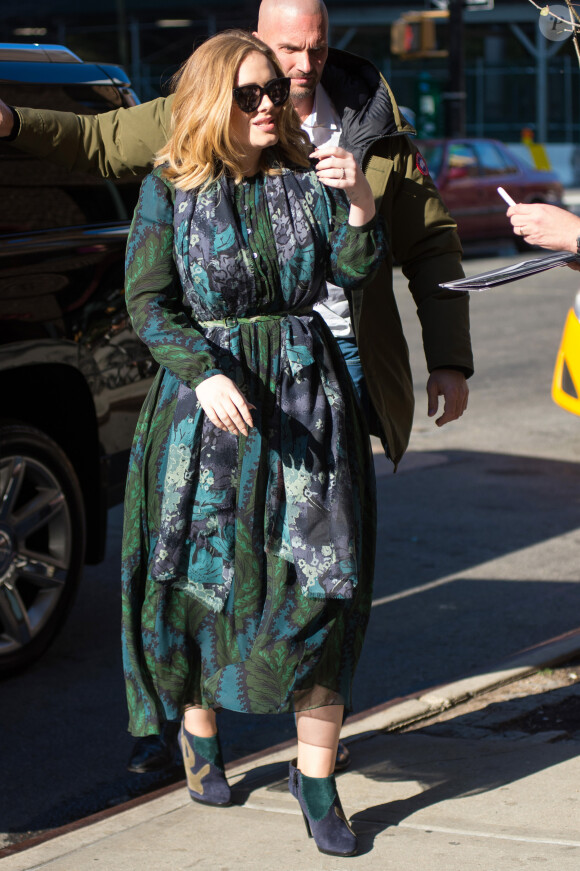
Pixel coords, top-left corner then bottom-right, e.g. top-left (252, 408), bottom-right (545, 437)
top-left (156, 30), bottom-right (311, 190)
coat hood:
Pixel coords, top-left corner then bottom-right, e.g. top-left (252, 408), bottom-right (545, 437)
top-left (321, 47), bottom-right (415, 167)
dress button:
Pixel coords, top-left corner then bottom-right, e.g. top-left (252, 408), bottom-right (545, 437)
top-left (247, 228), bottom-right (252, 234)
top-left (253, 252), bottom-right (258, 258)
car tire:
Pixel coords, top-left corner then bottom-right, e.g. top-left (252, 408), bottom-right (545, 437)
top-left (0, 423), bottom-right (86, 675)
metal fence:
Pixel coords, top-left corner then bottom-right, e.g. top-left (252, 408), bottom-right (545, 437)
top-left (385, 56), bottom-right (580, 144)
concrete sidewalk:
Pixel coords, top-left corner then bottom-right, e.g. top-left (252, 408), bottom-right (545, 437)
top-left (2, 629), bottom-right (580, 871)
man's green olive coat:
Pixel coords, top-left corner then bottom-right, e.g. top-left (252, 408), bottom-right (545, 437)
top-left (13, 47), bottom-right (473, 467)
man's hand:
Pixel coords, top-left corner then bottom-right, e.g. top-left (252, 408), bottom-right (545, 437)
top-left (0, 99), bottom-right (14, 137)
top-left (427, 369), bottom-right (468, 427)
top-left (506, 203), bottom-right (580, 253)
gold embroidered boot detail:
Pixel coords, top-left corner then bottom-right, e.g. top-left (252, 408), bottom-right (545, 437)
top-left (179, 721), bottom-right (231, 807)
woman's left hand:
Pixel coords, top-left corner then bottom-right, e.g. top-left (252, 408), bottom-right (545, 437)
top-left (310, 146), bottom-right (376, 226)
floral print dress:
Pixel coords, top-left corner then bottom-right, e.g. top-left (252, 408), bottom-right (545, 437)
top-left (122, 164), bottom-right (385, 736)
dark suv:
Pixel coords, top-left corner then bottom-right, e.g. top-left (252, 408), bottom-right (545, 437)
top-left (0, 44), bottom-right (151, 674)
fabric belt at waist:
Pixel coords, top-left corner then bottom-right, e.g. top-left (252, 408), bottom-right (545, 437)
top-left (198, 307), bottom-right (314, 329)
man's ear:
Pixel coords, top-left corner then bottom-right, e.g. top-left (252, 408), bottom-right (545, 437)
top-left (252, 31), bottom-right (260, 39)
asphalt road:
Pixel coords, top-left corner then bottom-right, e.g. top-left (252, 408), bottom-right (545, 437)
top-left (2, 246), bottom-right (580, 848)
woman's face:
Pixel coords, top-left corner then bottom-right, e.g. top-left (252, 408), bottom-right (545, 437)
top-left (230, 52), bottom-right (283, 172)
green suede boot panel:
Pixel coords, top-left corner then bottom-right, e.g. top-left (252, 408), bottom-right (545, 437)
top-left (300, 772), bottom-right (337, 821)
top-left (192, 734), bottom-right (223, 771)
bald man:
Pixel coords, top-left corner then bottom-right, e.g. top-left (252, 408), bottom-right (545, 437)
top-left (0, 0), bottom-right (473, 772)
top-left (256, 0), bottom-right (470, 430)
top-left (0, 0), bottom-right (472, 450)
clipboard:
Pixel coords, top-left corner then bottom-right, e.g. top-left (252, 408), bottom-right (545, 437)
top-left (440, 251), bottom-right (580, 291)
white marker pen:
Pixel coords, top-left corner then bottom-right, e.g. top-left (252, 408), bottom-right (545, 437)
top-left (497, 186), bottom-right (516, 207)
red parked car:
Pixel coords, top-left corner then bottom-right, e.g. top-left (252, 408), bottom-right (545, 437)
top-left (418, 138), bottom-right (564, 247)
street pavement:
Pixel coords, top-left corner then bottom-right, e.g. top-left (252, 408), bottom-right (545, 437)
top-left (1, 630), bottom-right (579, 870)
top-left (3, 238), bottom-right (580, 861)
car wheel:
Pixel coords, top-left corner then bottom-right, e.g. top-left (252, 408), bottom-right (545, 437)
top-left (0, 424), bottom-right (86, 675)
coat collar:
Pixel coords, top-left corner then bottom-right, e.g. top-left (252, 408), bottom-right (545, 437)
top-left (320, 47), bottom-right (414, 165)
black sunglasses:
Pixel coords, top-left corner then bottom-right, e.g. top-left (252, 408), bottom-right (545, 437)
top-left (232, 77), bottom-right (291, 113)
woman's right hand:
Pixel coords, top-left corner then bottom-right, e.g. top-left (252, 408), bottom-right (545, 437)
top-left (195, 374), bottom-right (254, 436)
top-left (310, 145), bottom-right (376, 226)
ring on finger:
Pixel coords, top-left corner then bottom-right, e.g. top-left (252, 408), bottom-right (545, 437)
top-left (341, 167), bottom-right (346, 180)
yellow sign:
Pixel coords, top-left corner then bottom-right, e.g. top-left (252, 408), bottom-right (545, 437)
top-left (552, 304), bottom-right (580, 416)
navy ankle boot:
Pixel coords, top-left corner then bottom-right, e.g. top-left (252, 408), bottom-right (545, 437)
top-left (288, 759), bottom-right (357, 857)
top-left (179, 722), bottom-right (231, 807)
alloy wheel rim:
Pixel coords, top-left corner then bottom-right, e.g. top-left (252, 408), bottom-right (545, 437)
top-left (0, 454), bottom-right (72, 657)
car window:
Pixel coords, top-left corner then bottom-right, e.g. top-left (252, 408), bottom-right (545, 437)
top-left (472, 141), bottom-right (518, 176)
top-left (0, 81), bottom-right (127, 112)
top-left (447, 143), bottom-right (478, 177)
top-left (0, 81), bottom-right (140, 232)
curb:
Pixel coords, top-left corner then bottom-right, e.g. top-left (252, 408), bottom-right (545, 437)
top-left (338, 626), bottom-right (580, 741)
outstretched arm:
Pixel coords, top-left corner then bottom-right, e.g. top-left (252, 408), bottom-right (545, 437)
top-left (0, 95), bottom-right (173, 178)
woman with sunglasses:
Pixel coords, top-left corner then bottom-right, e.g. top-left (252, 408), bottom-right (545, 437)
top-left (123, 30), bottom-right (384, 858)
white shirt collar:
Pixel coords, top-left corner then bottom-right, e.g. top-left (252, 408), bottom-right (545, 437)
top-left (301, 84), bottom-right (341, 133)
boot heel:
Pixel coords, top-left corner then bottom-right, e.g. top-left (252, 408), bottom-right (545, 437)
top-left (301, 811), bottom-right (313, 838)
top-left (288, 759), bottom-right (357, 857)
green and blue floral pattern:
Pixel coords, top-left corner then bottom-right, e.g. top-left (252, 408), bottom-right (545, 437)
top-left (121, 165), bottom-right (385, 734)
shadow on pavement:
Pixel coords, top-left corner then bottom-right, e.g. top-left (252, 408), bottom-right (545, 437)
top-left (1, 449), bottom-right (579, 842)
top-left (349, 682), bottom-right (580, 853)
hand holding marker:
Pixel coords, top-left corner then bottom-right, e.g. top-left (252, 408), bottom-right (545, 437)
top-left (498, 186), bottom-right (580, 258)
top-left (498, 187), bottom-right (528, 241)
top-left (497, 186), bottom-right (516, 207)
